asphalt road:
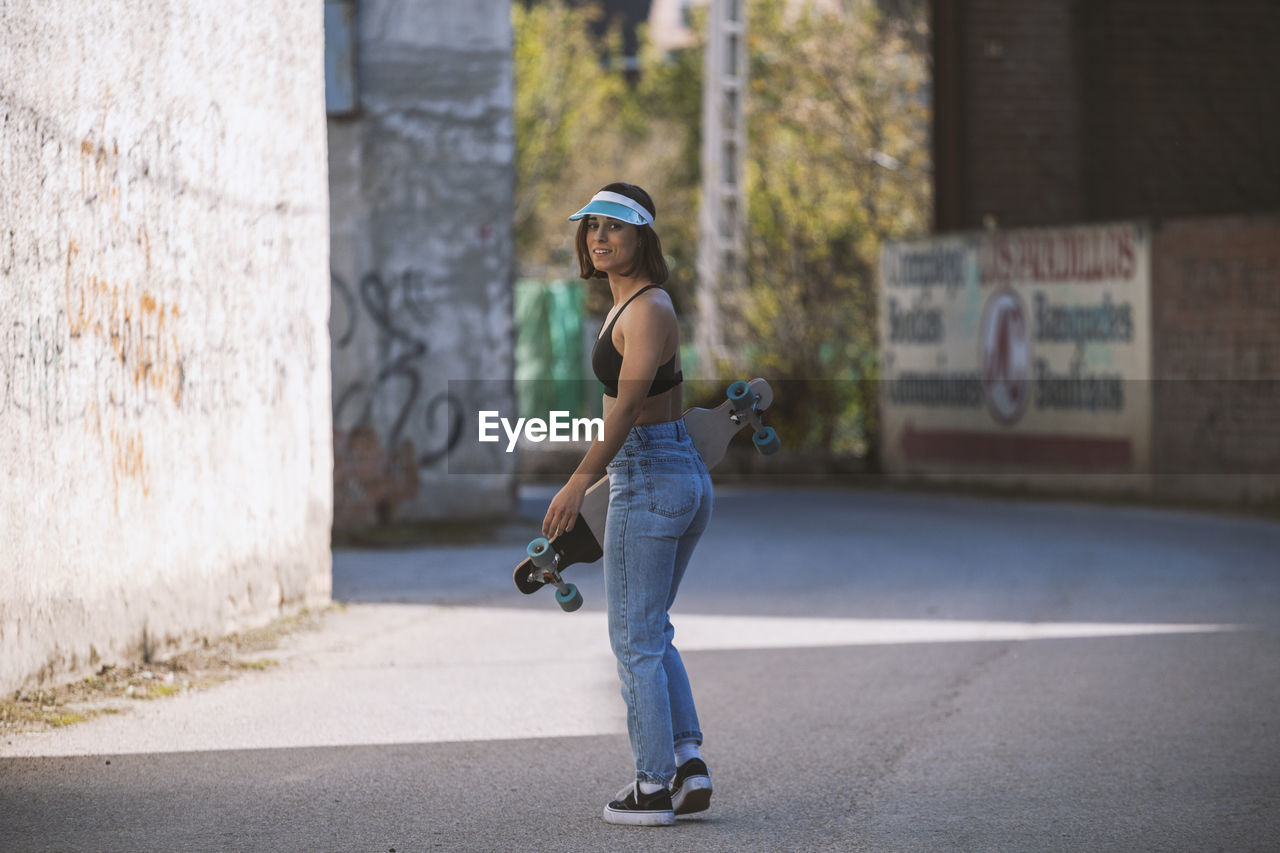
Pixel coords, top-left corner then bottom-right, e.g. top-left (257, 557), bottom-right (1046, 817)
top-left (2, 485), bottom-right (1279, 852)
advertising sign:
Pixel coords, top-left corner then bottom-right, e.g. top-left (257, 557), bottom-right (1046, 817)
top-left (879, 223), bottom-right (1152, 478)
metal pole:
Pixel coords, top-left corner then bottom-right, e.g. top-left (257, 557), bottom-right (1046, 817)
top-left (696, 0), bottom-right (747, 373)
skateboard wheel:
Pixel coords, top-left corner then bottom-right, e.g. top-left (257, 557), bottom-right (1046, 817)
top-left (527, 537), bottom-right (556, 570)
top-left (752, 426), bottom-right (781, 455)
top-left (556, 584), bottom-right (583, 612)
top-left (726, 380), bottom-right (752, 406)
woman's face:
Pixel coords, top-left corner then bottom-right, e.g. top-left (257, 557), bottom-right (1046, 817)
top-left (584, 215), bottom-right (639, 275)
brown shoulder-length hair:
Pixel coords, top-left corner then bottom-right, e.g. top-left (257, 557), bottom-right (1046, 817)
top-left (575, 182), bottom-right (669, 285)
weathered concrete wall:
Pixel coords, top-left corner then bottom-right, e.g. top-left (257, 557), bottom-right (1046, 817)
top-left (328, 0), bottom-right (516, 528)
top-left (0, 1), bottom-right (333, 694)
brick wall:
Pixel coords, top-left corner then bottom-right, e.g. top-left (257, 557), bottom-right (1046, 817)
top-left (1078, 1), bottom-right (1280, 221)
top-left (950, 0), bottom-right (1083, 229)
top-left (935, 0), bottom-right (1280, 232)
top-left (1151, 215), bottom-right (1280, 499)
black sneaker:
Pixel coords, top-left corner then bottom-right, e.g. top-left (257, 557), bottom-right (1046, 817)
top-left (603, 782), bottom-right (676, 826)
top-left (670, 758), bottom-right (712, 815)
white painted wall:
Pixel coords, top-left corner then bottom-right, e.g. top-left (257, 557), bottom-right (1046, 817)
top-left (0, 1), bottom-right (332, 694)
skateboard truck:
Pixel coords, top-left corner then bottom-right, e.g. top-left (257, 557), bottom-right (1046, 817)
top-left (525, 538), bottom-right (584, 612)
top-left (726, 380), bottom-right (781, 455)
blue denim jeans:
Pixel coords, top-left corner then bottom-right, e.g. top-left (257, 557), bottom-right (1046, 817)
top-left (604, 418), bottom-right (714, 786)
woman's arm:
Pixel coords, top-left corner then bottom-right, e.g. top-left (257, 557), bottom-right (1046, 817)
top-left (540, 297), bottom-right (673, 537)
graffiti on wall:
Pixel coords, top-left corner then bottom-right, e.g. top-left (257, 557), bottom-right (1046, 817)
top-left (1, 97), bottom-right (317, 508)
top-left (330, 268), bottom-right (464, 524)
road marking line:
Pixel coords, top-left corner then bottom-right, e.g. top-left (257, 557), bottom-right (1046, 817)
top-left (0, 605), bottom-right (1241, 758)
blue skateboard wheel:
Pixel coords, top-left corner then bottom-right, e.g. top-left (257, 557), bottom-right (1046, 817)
top-left (556, 584), bottom-right (583, 612)
top-left (527, 537), bottom-right (556, 570)
top-left (752, 426), bottom-right (781, 455)
top-left (727, 380), bottom-right (752, 406)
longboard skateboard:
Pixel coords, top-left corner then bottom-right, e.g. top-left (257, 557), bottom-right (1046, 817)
top-left (513, 378), bottom-right (779, 611)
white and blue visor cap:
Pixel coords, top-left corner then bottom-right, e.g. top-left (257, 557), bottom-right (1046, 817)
top-left (568, 191), bottom-right (655, 227)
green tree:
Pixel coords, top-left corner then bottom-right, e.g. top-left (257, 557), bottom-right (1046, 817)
top-left (513, 0), bottom-right (931, 461)
top-left (512, 2), bottom-right (702, 318)
top-left (512, 1), bottom-right (633, 283)
top-left (742, 0), bottom-right (931, 457)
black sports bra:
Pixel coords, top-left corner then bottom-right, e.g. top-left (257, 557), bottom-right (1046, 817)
top-left (591, 285), bottom-right (683, 398)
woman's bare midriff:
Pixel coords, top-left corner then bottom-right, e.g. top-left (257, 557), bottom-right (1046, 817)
top-left (602, 384), bottom-right (683, 426)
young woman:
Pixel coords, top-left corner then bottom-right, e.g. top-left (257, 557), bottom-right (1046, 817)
top-left (541, 183), bottom-right (714, 826)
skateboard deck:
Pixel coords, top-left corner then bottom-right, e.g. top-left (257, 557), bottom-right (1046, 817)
top-left (513, 378), bottom-right (778, 610)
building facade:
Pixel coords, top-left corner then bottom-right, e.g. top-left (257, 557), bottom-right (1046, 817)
top-left (932, 0), bottom-right (1280, 232)
top-left (1, 0), bottom-right (333, 694)
top-left (883, 0), bottom-right (1280, 502)
top-left (326, 0), bottom-right (517, 527)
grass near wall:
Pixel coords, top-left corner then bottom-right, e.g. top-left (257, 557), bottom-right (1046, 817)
top-left (1, 608), bottom-right (332, 736)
